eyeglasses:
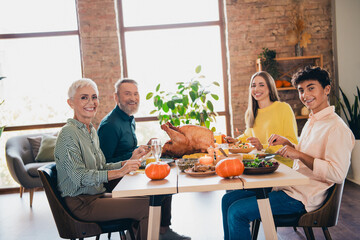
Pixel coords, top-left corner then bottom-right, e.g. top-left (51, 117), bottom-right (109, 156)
top-left (74, 95), bottom-right (99, 104)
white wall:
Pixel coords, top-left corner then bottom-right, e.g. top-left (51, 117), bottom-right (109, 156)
top-left (335, 0), bottom-right (360, 102)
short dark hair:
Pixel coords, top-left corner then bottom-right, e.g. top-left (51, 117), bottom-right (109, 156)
top-left (291, 66), bottom-right (331, 88)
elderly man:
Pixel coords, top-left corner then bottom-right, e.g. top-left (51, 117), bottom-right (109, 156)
top-left (98, 79), bottom-right (190, 240)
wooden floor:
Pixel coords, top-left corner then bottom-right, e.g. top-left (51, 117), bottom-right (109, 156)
top-left (0, 180), bottom-right (359, 240)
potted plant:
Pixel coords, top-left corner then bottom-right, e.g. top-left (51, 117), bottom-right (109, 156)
top-left (258, 48), bottom-right (280, 80)
top-left (146, 65), bottom-right (220, 131)
top-left (337, 86), bottom-right (360, 184)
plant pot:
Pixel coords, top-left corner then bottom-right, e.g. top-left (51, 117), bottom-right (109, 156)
top-left (295, 43), bottom-right (303, 56)
top-left (347, 139), bottom-right (360, 185)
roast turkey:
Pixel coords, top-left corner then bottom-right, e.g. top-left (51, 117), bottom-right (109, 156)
top-left (161, 122), bottom-right (215, 158)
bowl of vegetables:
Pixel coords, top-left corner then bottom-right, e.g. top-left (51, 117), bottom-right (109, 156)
top-left (242, 158), bottom-right (279, 175)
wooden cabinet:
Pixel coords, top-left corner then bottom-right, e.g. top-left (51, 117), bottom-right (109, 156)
top-left (255, 55), bottom-right (323, 135)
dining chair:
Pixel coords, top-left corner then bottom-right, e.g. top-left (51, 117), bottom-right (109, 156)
top-left (251, 182), bottom-right (344, 240)
top-left (38, 163), bottom-right (137, 240)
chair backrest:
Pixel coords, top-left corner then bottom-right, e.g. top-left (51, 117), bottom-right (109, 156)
top-left (38, 163), bottom-right (102, 239)
top-left (298, 182), bottom-right (345, 227)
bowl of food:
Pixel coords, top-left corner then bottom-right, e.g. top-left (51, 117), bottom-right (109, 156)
top-left (229, 142), bottom-right (255, 153)
top-left (242, 159), bottom-right (279, 175)
top-left (177, 158), bottom-right (198, 172)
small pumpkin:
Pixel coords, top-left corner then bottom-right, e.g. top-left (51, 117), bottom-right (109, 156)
top-left (282, 80), bottom-right (292, 87)
top-left (275, 80), bottom-right (283, 88)
top-left (215, 157), bottom-right (244, 178)
top-left (145, 161), bottom-right (170, 180)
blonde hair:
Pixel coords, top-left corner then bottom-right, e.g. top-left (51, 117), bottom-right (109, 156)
top-left (68, 78), bottom-right (99, 99)
top-left (244, 71), bottom-right (280, 128)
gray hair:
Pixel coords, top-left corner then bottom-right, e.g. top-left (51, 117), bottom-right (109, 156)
top-left (114, 78), bottom-right (138, 93)
top-left (68, 78), bottom-right (99, 99)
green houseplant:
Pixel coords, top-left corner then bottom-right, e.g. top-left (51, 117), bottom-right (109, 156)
top-left (146, 65), bottom-right (220, 131)
top-left (337, 86), bottom-right (360, 139)
top-left (258, 48), bottom-right (280, 80)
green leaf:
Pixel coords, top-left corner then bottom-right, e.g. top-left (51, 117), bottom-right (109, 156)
top-left (201, 95), bottom-right (206, 103)
top-left (213, 81), bottom-right (220, 87)
top-left (178, 106), bottom-right (185, 116)
top-left (207, 101), bottom-right (214, 112)
top-left (162, 102), bottom-right (169, 112)
top-left (189, 91), bottom-right (197, 102)
top-left (156, 84), bottom-right (161, 92)
top-left (146, 92), bottom-right (153, 100)
top-left (195, 65), bottom-right (201, 74)
top-left (182, 95), bottom-right (189, 106)
top-left (158, 99), bottom-right (163, 110)
top-left (167, 100), bottom-right (174, 110)
top-left (211, 127), bottom-right (216, 132)
top-left (211, 94), bottom-right (219, 100)
top-left (150, 110), bottom-right (157, 115)
top-left (191, 83), bottom-right (199, 92)
top-left (174, 118), bottom-right (180, 126)
top-left (205, 120), bottom-right (210, 129)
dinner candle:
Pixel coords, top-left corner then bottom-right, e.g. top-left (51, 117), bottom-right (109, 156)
top-left (199, 155), bottom-right (214, 166)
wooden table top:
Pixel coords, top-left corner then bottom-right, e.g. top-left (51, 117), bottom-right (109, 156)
top-left (112, 163), bottom-right (309, 198)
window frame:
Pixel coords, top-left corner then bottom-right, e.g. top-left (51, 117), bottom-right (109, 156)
top-left (116, 0), bottom-right (231, 135)
top-left (0, 14), bottom-right (81, 132)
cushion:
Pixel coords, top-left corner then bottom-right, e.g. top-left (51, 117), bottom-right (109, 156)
top-left (27, 136), bottom-right (42, 159)
top-left (35, 135), bottom-right (57, 162)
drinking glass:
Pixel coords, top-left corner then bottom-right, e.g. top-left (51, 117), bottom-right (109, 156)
top-left (151, 138), bottom-right (162, 162)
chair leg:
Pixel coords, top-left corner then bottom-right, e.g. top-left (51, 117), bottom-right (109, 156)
top-left (129, 227), bottom-right (136, 240)
top-left (303, 227), bottom-right (315, 240)
top-left (293, 226), bottom-right (297, 232)
top-left (322, 227), bottom-right (332, 240)
top-left (29, 188), bottom-right (35, 207)
top-left (108, 232), bottom-right (111, 239)
top-left (95, 235), bottom-right (100, 240)
top-left (120, 231), bottom-right (126, 240)
top-left (251, 219), bottom-right (260, 240)
top-left (20, 186), bottom-right (24, 198)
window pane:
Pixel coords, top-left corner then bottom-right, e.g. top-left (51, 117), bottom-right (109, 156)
top-left (126, 26), bottom-right (225, 123)
top-left (122, 0), bottom-right (219, 27)
top-left (0, 0), bottom-right (77, 34)
top-left (0, 36), bottom-right (82, 126)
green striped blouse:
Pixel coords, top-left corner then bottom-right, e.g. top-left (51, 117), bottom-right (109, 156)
top-left (55, 118), bottom-right (123, 197)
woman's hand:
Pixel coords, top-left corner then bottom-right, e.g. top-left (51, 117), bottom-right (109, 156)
top-left (246, 137), bottom-right (263, 150)
top-left (225, 136), bottom-right (238, 143)
top-left (108, 160), bottom-right (142, 180)
top-left (267, 134), bottom-right (293, 147)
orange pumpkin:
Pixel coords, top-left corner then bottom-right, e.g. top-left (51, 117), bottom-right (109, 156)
top-left (145, 161), bottom-right (170, 180)
top-left (275, 80), bottom-right (283, 88)
top-left (215, 157), bottom-right (244, 178)
top-left (282, 80), bottom-right (292, 87)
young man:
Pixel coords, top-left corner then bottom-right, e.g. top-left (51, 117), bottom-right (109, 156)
top-left (221, 66), bottom-right (355, 240)
top-left (98, 79), bottom-right (190, 240)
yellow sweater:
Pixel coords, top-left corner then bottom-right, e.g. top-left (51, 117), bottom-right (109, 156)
top-left (240, 101), bottom-right (298, 167)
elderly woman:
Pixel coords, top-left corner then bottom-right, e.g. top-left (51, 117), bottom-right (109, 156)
top-left (55, 78), bottom-right (149, 239)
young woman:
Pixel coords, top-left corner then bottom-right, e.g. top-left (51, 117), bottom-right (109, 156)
top-left (228, 71), bottom-right (298, 165)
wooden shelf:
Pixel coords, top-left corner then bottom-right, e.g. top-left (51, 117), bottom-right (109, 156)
top-left (276, 87), bottom-right (296, 91)
top-left (295, 115), bottom-right (309, 120)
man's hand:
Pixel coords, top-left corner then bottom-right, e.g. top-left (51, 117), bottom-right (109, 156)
top-left (130, 145), bottom-right (150, 160)
top-left (276, 145), bottom-right (300, 159)
top-left (268, 134), bottom-right (293, 147)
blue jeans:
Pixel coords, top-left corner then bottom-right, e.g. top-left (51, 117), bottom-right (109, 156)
top-left (222, 189), bottom-right (306, 240)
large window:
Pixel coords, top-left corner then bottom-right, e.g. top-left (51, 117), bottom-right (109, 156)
top-left (0, 0), bottom-right (82, 188)
top-left (117, 0), bottom-right (230, 144)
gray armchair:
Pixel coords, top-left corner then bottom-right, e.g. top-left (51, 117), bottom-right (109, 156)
top-left (5, 133), bottom-right (55, 207)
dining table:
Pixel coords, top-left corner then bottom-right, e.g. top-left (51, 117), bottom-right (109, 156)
top-left (112, 161), bottom-right (309, 240)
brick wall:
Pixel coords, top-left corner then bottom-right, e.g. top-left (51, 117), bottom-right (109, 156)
top-left (77, 0), bottom-right (121, 127)
top-left (225, 0), bottom-right (333, 134)
top-left (77, 0), bottom-right (334, 133)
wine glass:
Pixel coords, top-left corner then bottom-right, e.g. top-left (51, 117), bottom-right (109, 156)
top-left (151, 138), bottom-right (162, 162)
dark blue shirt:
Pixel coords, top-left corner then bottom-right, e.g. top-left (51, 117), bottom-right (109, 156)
top-left (98, 105), bottom-right (137, 163)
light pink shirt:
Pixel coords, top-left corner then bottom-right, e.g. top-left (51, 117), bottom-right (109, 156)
top-left (274, 106), bottom-right (355, 212)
